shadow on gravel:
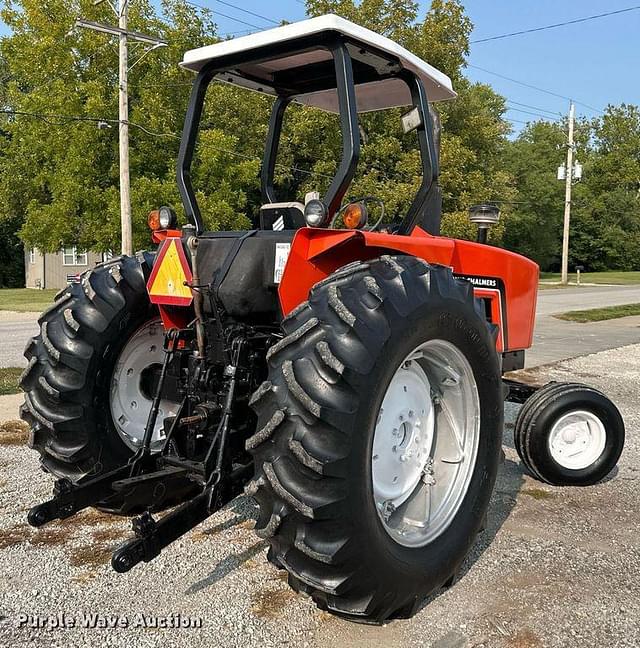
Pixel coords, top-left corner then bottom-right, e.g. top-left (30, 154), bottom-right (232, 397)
top-left (450, 406), bottom-right (527, 588)
top-left (186, 541), bottom-right (267, 594)
top-left (411, 454), bottom-right (524, 617)
top-left (194, 514), bottom-right (247, 537)
top-left (183, 422), bottom-right (526, 607)
top-left (458, 457), bottom-right (524, 583)
top-left (185, 496), bottom-right (264, 594)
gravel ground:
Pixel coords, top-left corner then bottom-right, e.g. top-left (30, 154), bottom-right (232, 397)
top-left (0, 344), bottom-right (638, 647)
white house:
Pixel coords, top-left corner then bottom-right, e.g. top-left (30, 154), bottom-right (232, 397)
top-left (24, 247), bottom-right (111, 289)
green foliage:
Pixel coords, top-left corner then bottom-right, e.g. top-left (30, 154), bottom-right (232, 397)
top-left (501, 121), bottom-right (567, 267)
top-left (301, 0), bottom-right (514, 241)
top-left (0, 0), bottom-right (637, 275)
top-left (572, 105), bottom-right (640, 271)
top-left (0, 213), bottom-right (24, 287)
top-left (0, 0), bottom-right (258, 251)
top-left (504, 106), bottom-right (640, 271)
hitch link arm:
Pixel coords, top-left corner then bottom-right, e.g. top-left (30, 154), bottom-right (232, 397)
top-left (27, 328), bottom-right (182, 528)
top-left (27, 466), bottom-right (131, 527)
top-left (111, 338), bottom-right (246, 572)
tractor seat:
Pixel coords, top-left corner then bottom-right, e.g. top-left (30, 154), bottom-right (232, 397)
top-left (260, 202), bottom-right (305, 231)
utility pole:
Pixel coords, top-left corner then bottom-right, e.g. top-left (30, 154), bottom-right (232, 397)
top-left (561, 101), bottom-right (575, 285)
top-left (118, 0), bottom-right (132, 256)
top-left (75, 2), bottom-right (166, 256)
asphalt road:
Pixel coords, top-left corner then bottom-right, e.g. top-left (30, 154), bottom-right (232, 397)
top-left (0, 313), bottom-right (39, 369)
top-left (1, 343), bottom-right (638, 647)
top-left (527, 285), bottom-right (640, 367)
top-left (535, 284), bottom-right (640, 316)
top-left (2, 285), bottom-right (640, 369)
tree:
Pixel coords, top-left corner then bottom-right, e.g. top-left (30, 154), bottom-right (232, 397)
top-left (571, 105), bottom-right (640, 271)
top-left (0, 0), bottom-right (555, 257)
top-left (0, 212), bottom-right (24, 287)
top-left (501, 120), bottom-right (569, 268)
top-left (503, 105), bottom-right (640, 272)
top-left (0, 0), bottom-right (262, 252)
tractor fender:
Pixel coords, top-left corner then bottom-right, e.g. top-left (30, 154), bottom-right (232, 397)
top-left (278, 226), bottom-right (538, 352)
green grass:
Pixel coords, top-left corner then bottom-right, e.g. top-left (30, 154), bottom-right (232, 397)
top-left (554, 303), bottom-right (640, 323)
top-left (540, 271), bottom-right (640, 286)
top-left (0, 367), bottom-right (22, 396)
top-left (0, 288), bottom-right (57, 312)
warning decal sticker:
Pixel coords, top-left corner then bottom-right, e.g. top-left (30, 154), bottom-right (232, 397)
top-left (274, 242), bottom-right (291, 284)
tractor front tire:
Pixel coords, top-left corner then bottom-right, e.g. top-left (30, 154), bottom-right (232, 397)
top-left (514, 382), bottom-right (625, 486)
top-left (20, 253), bottom-right (163, 512)
top-left (247, 256), bottom-right (503, 623)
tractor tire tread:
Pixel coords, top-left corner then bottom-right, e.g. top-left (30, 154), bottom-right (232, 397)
top-left (20, 254), bottom-right (154, 479)
top-left (247, 255), bottom-right (499, 623)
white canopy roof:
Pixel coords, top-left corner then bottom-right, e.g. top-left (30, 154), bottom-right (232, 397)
top-left (180, 14), bottom-right (456, 113)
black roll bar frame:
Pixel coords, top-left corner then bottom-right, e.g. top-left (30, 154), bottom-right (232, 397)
top-left (176, 32), bottom-right (438, 234)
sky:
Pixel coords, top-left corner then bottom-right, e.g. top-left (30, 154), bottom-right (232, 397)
top-left (2, 1), bottom-right (640, 130)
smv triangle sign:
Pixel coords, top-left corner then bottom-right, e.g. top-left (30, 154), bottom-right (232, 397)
top-left (146, 238), bottom-right (194, 306)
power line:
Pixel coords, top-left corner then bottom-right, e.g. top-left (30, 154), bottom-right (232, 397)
top-left (212, 0), bottom-right (280, 25)
top-left (506, 106), bottom-right (560, 121)
top-left (185, 0), bottom-right (283, 30)
top-left (206, 8), bottom-right (262, 30)
top-left (468, 64), bottom-right (604, 114)
top-left (507, 99), bottom-right (562, 118)
top-left (472, 5), bottom-right (640, 43)
top-left (0, 108), bottom-right (333, 180)
top-left (184, 1), bottom-right (261, 29)
top-left (469, 64), bottom-right (569, 100)
top-left (0, 108), bottom-right (180, 136)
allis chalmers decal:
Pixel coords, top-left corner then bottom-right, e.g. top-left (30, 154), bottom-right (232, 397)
top-left (454, 274), bottom-right (508, 350)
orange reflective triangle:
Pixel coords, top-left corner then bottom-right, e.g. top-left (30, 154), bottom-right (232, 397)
top-left (146, 238), bottom-right (193, 306)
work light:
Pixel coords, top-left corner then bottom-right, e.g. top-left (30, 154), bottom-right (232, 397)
top-left (159, 206), bottom-right (177, 230)
top-left (303, 199), bottom-right (328, 227)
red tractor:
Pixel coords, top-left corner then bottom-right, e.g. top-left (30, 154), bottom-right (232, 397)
top-left (21, 15), bottom-right (624, 623)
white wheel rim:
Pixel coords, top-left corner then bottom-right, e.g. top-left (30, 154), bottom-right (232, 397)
top-left (109, 319), bottom-right (179, 451)
top-left (372, 339), bottom-right (481, 548)
top-left (548, 410), bottom-right (606, 470)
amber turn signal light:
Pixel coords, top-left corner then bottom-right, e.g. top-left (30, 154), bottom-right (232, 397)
top-left (343, 202), bottom-right (368, 229)
top-left (148, 209), bottom-right (161, 231)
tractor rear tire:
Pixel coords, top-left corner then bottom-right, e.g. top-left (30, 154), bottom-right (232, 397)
top-left (19, 253), bottom-right (167, 512)
top-left (247, 256), bottom-right (503, 623)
